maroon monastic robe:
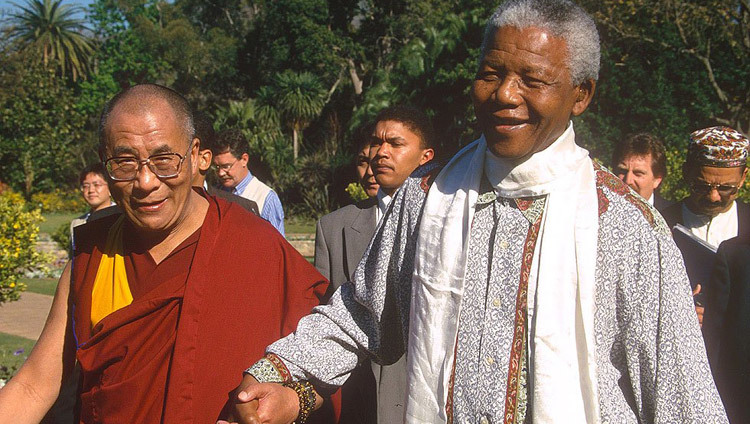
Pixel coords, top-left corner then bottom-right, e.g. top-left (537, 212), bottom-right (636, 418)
top-left (71, 192), bottom-right (328, 423)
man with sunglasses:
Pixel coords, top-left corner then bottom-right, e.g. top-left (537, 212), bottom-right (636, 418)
top-left (662, 127), bottom-right (750, 248)
top-left (0, 84), bottom-right (329, 423)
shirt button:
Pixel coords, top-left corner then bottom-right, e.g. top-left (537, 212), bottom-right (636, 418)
top-left (492, 298), bottom-right (501, 307)
top-left (485, 356), bottom-right (495, 365)
top-left (480, 416), bottom-right (490, 424)
top-left (499, 240), bottom-right (509, 249)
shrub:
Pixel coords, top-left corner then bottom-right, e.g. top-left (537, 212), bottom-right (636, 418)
top-left (52, 222), bottom-right (72, 254)
top-left (345, 182), bottom-right (368, 202)
top-left (30, 189), bottom-right (87, 213)
top-left (0, 192), bottom-right (49, 304)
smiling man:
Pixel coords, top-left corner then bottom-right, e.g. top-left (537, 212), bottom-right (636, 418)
top-left (662, 127), bottom-right (750, 248)
top-left (0, 84), bottom-right (328, 423)
top-left (221, 1), bottom-right (726, 423)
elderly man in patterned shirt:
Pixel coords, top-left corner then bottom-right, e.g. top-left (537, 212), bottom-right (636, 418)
top-left (220, 1), bottom-right (727, 423)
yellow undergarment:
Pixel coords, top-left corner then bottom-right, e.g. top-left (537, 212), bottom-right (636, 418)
top-left (90, 215), bottom-right (133, 327)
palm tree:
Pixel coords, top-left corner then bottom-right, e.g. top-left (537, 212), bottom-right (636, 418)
top-left (272, 70), bottom-right (327, 160)
top-left (9, 0), bottom-right (94, 81)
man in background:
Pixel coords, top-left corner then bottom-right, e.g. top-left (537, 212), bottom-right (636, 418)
top-left (69, 163), bottom-right (119, 242)
top-left (313, 105), bottom-right (434, 423)
top-left (212, 129), bottom-right (285, 235)
top-left (612, 132), bottom-right (672, 211)
top-left (354, 125), bottom-right (380, 199)
top-left (662, 127), bottom-right (750, 248)
top-left (192, 113), bottom-right (259, 216)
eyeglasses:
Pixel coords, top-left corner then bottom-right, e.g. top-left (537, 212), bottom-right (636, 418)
top-left (690, 180), bottom-right (741, 196)
top-left (104, 145), bottom-right (191, 182)
top-left (211, 159), bottom-right (239, 174)
top-left (80, 182), bottom-right (107, 191)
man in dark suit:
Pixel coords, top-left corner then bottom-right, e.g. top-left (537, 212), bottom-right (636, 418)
top-left (314, 105), bottom-right (435, 423)
top-left (191, 112), bottom-right (259, 216)
top-left (661, 127), bottom-right (750, 249)
top-left (611, 132), bottom-right (672, 211)
top-left (704, 234), bottom-right (750, 423)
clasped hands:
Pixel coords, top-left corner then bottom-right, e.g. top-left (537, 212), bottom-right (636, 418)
top-left (217, 374), bottom-right (322, 424)
top-left (216, 373), bottom-right (299, 424)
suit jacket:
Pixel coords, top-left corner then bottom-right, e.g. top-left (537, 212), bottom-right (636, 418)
top-left (704, 235), bottom-right (750, 423)
top-left (652, 192), bottom-right (673, 212)
top-left (661, 200), bottom-right (750, 238)
top-left (314, 197), bottom-right (408, 424)
top-left (206, 185), bottom-right (260, 216)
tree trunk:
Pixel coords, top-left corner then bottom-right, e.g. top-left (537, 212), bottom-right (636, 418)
top-left (293, 126), bottom-right (299, 161)
top-left (22, 152), bottom-right (34, 200)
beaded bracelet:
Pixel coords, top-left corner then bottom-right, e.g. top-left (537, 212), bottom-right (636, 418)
top-left (283, 380), bottom-right (316, 424)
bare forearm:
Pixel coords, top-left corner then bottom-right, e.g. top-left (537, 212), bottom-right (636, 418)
top-left (0, 262), bottom-right (75, 423)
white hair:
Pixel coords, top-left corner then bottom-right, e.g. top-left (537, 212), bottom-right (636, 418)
top-left (482, 0), bottom-right (600, 85)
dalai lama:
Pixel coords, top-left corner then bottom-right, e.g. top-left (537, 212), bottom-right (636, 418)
top-left (0, 84), bottom-right (328, 423)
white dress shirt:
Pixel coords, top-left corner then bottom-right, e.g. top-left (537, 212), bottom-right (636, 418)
top-left (681, 201), bottom-right (739, 248)
top-left (375, 190), bottom-right (392, 224)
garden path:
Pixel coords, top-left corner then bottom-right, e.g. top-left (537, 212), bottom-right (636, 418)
top-left (0, 292), bottom-right (52, 341)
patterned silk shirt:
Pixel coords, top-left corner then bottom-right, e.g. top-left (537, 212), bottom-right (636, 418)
top-left (251, 162), bottom-right (727, 423)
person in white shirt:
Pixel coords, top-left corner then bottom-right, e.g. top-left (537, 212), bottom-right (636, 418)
top-left (212, 129), bottom-right (285, 235)
top-left (662, 126), bottom-right (750, 249)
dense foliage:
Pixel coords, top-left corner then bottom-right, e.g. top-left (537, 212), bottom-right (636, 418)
top-left (0, 191), bottom-right (48, 304)
top-left (1, 0), bottom-right (748, 215)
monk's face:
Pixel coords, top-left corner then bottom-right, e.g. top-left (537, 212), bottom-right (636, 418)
top-left (103, 99), bottom-right (200, 235)
top-left (471, 25), bottom-right (595, 159)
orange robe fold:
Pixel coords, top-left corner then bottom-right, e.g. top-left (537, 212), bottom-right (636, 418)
top-left (71, 192), bottom-right (328, 423)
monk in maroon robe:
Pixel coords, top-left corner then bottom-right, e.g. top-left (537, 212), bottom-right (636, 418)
top-left (0, 84), bottom-right (328, 423)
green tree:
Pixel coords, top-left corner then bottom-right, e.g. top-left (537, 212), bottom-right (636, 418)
top-left (0, 51), bottom-right (86, 197)
top-left (272, 71), bottom-right (328, 160)
top-left (583, 0), bottom-right (750, 135)
top-left (8, 0), bottom-right (95, 81)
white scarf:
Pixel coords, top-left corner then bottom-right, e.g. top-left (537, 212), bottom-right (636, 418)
top-left (406, 124), bottom-right (600, 423)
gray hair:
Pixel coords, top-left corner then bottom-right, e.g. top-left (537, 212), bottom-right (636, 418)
top-left (482, 0), bottom-right (600, 85)
top-left (98, 84), bottom-right (195, 155)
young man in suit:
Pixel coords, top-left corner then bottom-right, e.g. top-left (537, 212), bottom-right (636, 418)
top-left (313, 105), bottom-right (434, 424)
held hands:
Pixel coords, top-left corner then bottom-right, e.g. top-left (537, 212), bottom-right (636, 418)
top-left (217, 374), bottom-right (300, 424)
top-left (692, 284), bottom-right (704, 328)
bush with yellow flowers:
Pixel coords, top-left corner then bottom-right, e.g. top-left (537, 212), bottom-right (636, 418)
top-left (345, 182), bottom-right (368, 203)
top-left (30, 189), bottom-right (87, 213)
top-left (0, 192), bottom-right (48, 304)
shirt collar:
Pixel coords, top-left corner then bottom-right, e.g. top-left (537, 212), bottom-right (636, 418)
top-left (375, 189), bottom-right (392, 223)
top-left (232, 170), bottom-right (255, 196)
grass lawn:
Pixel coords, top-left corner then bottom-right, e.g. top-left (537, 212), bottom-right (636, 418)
top-left (19, 277), bottom-right (58, 296)
top-left (286, 216), bottom-right (316, 234)
top-left (0, 332), bottom-right (35, 372)
top-left (39, 212), bottom-right (80, 234)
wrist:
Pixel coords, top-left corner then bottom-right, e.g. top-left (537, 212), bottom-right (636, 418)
top-left (245, 354), bottom-right (291, 383)
top-left (283, 380), bottom-right (316, 424)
